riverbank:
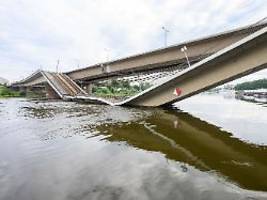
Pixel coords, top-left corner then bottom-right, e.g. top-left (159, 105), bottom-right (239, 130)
top-left (235, 89), bottom-right (267, 103)
top-left (0, 85), bottom-right (22, 98)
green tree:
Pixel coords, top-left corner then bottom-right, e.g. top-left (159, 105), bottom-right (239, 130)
top-left (234, 79), bottom-right (267, 90)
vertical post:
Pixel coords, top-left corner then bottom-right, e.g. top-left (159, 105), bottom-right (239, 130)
top-left (56, 59), bottom-right (60, 73)
top-left (162, 26), bottom-right (169, 47)
top-left (181, 46), bottom-right (191, 68)
top-left (86, 83), bottom-right (94, 94)
top-left (79, 80), bottom-right (83, 89)
top-left (75, 59), bottom-right (80, 69)
top-left (104, 48), bottom-right (110, 74)
top-left (104, 48), bottom-right (110, 62)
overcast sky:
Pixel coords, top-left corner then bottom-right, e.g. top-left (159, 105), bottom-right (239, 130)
top-left (0, 0), bottom-right (267, 82)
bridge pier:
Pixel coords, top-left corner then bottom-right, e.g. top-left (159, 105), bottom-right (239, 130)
top-left (45, 84), bottom-right (60, 99)
top-left (84, 83), bottom-right (94, 95)
top-left (22, 85), bottom-right (47, 98)
top-left (17, 86), bottom-right (27, 96)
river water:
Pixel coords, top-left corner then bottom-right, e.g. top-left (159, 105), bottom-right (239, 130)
top-left (0, 93), bottom-right (267, 200)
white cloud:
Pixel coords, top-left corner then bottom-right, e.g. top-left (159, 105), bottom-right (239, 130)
top-left (0, 0), bottom-right (267, 82)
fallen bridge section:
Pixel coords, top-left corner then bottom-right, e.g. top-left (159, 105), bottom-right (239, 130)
top-left (119, 26), bottom-right (267, 107)
top-left (41, 71), bottom-right (87, 99)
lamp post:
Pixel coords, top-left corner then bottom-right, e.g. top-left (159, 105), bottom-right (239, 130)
top-left (74, 59), bottom-right (80, 69)
top-left (104, 48), bottom-right (110, 62)
top-left (56, 59), bottom-right (60, 73)
top-left (181, 46), bottom-right (191, 68)
top-left (102, 48), bottom-right (111, 74)
top-left (162, 26), bottom-right (169, 47)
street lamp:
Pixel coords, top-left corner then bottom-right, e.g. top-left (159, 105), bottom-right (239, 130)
top-left (74, 59), bottom-right (80, 69)
top-left (104, 48), bottom-right (110, 62)
top-left (100, 63), bottom-right (110, 73)
top-left (162, 26), bottom-right (169, 47)
top-left (181, 46), bottom-right (191, 68)
top-left (103, 48), bottom-right (111, 73)
top-left (56, 59), bottom-right (60, 72)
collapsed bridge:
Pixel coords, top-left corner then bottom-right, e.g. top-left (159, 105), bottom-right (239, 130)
top-left (12, 20), bottom-right (267, 107)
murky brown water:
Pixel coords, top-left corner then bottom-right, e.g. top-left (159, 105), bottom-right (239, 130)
top-left (0, 93), bottom-right (267, 200)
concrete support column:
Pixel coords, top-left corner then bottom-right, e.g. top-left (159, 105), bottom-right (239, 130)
top-left (45, 84), bottom-right (60, 99)
top-left (84, 83), bottom-right (94, 95)
top-left (25, 86), bottom-right (34, 97)
top-left (26, 86), bottom-right (32, 93)
top-left (18, 87), bottom-right (27, 95)
top-left (31, 86), bottom-right (46, 97)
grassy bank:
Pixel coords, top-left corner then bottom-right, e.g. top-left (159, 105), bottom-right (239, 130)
top-left (92, 80), bottom-right (151, 98)
top-left (0, 85), bottom-right (23, 98)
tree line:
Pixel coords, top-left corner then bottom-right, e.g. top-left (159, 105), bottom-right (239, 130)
top-left (234, 79), bottom-right (267, 90)
top-left (0, 85), bottom-right (22, 97)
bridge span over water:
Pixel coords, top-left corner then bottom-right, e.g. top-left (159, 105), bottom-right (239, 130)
top-left (13, 21), bottom-right (267, 107)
